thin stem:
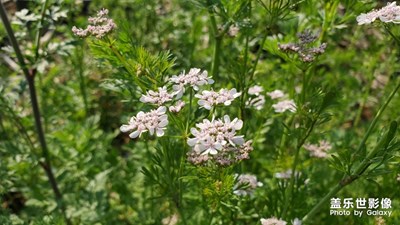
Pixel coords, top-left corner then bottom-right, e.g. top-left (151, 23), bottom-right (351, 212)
top-left (302, 81), bottom-right (400, 224)
top-left (34, 0), bottom-right (49, 61)
top-left (302, 124), bottom-right (393, 223)
top-left (353, 81), bottom-right (400, 158)
top-left (0, 4), bottom-right (71, 225)
top-left (249, 31), bottom-right (268, 82)
top-left (186, 88), bottom-right (194, 134)
top-left (207, 1), bottom-right (222, 77)
top-left (281, 117), bottom-right (318, 218)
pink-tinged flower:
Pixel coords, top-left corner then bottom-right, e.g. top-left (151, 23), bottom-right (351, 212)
top-left (169, 68), bottom-right (214, 98)
top-left (187, 115), bottom-right (244, 156)
top-left (248, 85), bottom-right (264, 96)
top-left (140, 86), bottom-right (173, 106)
top-left (267, 90), bottom-right (285, 99)
top-left (169, 100), bottom-right (185, 113)
top-left (260, 217), bottom-right (287, 225)
top-left (246, 95), bottom-right (265, 110)
top-left (378, 2), bottom-right (400, 23)
top-left (195, 88), bottom-right (241, 110)
top-left (228, 25), bottom-right (240, 37)
top-left (233, 174), bottom-right (263, 196)
top-left (272, 99), bottom-right (296, 113)
top-left (72, 8), bottom-right (116, 38)
top-left (120, 106), bottom-right (168, 138)
top-left (357, 2), bottom-right (400, 25)
top-left (356, 11), bottom-right (379, 25)
top-left (304, 140), bottom-right (332, 158)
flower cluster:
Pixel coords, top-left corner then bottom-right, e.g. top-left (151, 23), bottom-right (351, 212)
top-left (120, 106), bottom-right (168, 138)
top-left (72, 9), bottom-right (116, 38)
top-left (169, 100), bottom-right (185, 113)
top-left (140, 86), bottom-right (173, 106)
top-left (278, 30), bottom-right (327, 62)
top-left (233, 174), bottom-right (263, 196)
top-left (357, 2), bottom-right (400, 25)
top-left (274, 169), bottom-right (300, 179)
top-left (187, 116), bottom-right (253, 166)
top-left (120, 68), bottom-right (218, 140)
top-left (303, 140), bottom-right (332, 158)
top-left (272, 100), bottom-right (296, 113)
top-left (266, 89), bottom-right (296, 113)
top-left (260, 217), bottom-right (301, 225)
top-left (267, 90), bottom-right (285, 99)
top-left (260, 217), bottom-right (287, 225)
top-left (169, 68), bottom-right (214, 98)
top-left (246, 85), bottom-right (266, 110)
top-left (195, 88), bottom-right (241, 110)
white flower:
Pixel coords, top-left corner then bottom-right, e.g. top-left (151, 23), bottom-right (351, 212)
top-left (274, 169), bottom-right (300, 179)
top-left (357, 2), bottom-right (400, 25)
top-left (272, 99), bottom-right (296, 113)
top-left (397, 174), bottom-right (400, 182)
top-left (169, 68), bottom-right (214, 98)
top-left (267, 90), bottom-right (285, 99)
top-left (292, 218), bottom-right (302, 225)
top-left (195, 88), bottom-right (241, 110)
top-left (169, 100), bottom-right (185, 113)
top-left (303, 140), bottom-right (332, 158)
top-left (72, 8), bottom-right (116, 38)
top-left (140, 86), bottom-right (173, 106)
top-left (356, 11), bottom-right (379, 25)
top-left (378, 2), bottom-right (400, 23)
top-left (187, 115), bottom-right (244, 155)
top-left (246, 95), bottom-right (265, 110)
top-left (233, 174), bottom-right (263, 196)
top-left (120, 106), bottom-right (168, 138)
top-left (260, 217), bottom-right (287, 225)
top-left (228, 25), bottom-right (240, 37)
top-left (248, 85), bottom-right (264, 96)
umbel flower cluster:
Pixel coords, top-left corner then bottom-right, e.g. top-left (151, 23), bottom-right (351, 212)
top-left (233, 174), bottom-right (263, 196)
top-left (119, 67), bottom-right (250, 166)
top-left (266, 89), bottom-right (297, 113)
top-left (187, 116), bottom-right (253, 166)
top-left (303, 140), bottom-right (332, 158)
top-left (278, 30), bottom-right (327, 62)
top-left (72, 9), bottom-right (116, 38)
top-left (357, 2), bottom-right (400, 25)
top-left (246, 85), bottom-right (266, 110)
top-left (120, 68), bottom-right (214, 138)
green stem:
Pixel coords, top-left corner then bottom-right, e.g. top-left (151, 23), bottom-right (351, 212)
top-left (207, 1), bottom-right (222, 77)
top-left (302, 81), bottom-right (400, 224)
top-left (353, 81), bottom-right (400, 158)
top-left (34, 0), bottom-right (49, 60)
top-left (0, 4), bottom-right (71, 225)
top-left (249, 31), bottom-right (268, 82)
top-left (302, 124), bottom-right (394, 223)
top-left (186, 88), bottom-right (194, 134)
top-left (281, 117), bottom-right (318, 218)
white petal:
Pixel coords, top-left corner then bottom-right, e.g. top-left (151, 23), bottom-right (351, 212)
top-left (231, 136), bottom-right (244, 145)
top-left (129, 130), bottom-right (140, 138)
top-left (156, 128), bottom-right (165, 137)
top-left (158, 119), bottom-right (169, 127)
top-left (187, 138), bottom-right (198, 146)
top-left (157, 106), bottom-right (166, 114)
top-left (120, 124), bottom-right (133, 132)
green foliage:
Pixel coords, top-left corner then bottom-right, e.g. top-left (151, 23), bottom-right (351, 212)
top-left (1, 0), bottom-right (400, 225)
